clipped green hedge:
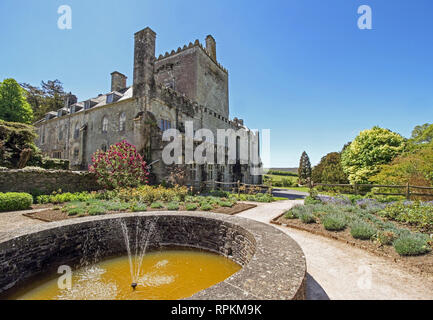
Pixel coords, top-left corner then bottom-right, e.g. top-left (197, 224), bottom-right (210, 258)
top-left (0, 192), bottom-right (33, 212)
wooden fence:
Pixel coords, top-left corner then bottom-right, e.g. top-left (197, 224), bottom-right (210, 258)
top-left (310, 182), bottom-right (433, 200)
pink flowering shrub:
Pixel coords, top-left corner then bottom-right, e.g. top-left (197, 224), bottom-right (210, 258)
top-left (89, 140), bottom-right (149, 189)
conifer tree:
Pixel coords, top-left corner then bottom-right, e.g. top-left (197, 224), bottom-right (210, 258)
top-left (298, 151), bottom-right (312, 185)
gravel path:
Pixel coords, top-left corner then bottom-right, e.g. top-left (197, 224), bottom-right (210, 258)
top-left (237, 200), bottom-right (433, 300)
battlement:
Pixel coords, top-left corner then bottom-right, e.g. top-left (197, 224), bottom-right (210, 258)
top-left (155, 39), bottom-right (228, 74)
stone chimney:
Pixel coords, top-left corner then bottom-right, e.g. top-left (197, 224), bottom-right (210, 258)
top-left (111, 71), bottom-right (127, 92)
top-left (206, 35), bottom-right (216, 61)
top-left (64, 93), bottom-right (77, 109)
top-left (133, 27), bottom-right (156, 97)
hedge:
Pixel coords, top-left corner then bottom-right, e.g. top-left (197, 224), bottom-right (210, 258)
top-left (0, 192), bottom-right (33, 212)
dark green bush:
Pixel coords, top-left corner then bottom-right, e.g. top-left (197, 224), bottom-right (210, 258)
top-left (350, 221), bottom-right (377, 240)
top-left (321, 213), bottom-right (347, 231)
top-left (393, 234), bottom-right (431, 256)
top-left (0, 192), bottom-right (33, 212)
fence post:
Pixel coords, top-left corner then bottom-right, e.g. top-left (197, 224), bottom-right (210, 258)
top-left (406, 182), bottom-right (410, 200)
top-left (237, 180), bottom-right (241, 198)
top-left (354, 183), bottom-right (358, 195)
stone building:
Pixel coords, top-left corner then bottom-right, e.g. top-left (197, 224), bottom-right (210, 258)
top-left (34, 27), bottom-right (262, 186)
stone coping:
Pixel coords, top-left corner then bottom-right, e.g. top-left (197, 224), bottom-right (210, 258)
top-left (0, 212), bottom-right (306, 300)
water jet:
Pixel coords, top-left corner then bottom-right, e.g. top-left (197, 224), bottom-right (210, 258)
top-left (0, 212), bottom-right (307, 300)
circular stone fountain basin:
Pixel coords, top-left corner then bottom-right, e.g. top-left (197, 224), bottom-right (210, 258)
top-left (0, 212), bottom-right (307, 300)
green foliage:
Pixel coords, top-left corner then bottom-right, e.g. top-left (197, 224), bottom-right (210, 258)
top-left (185, 203), bottom-right (198, 211)
top-left (376, 230), bottom-right (396, 246)
top-left (312, 152), bottom-right (348, 185)
top-left (219, 201), bottom-right (234, 208)
top-left (37, 192), bottom-right (95, 204)
top-left (87, 205), bottom-right (107, 216)
top-left (131, 203), bottom-right (147, 212)
top-left (200, 203), bottom-right (213, 211)
top-left (299, 211), bottom-right (316, 224)
top-left (410, 123), bottom-right (433, 144)
top-left (209, 189), bottom-right (230, 198)
top-left (284, 210), bottom-right (297, 219)
top-left (237, 193), bottom-right (274, 203)
top-left (298, 151), bottom-right (312, 185)
top-left (150, 202), bottom-right (164, 209)
top-left (378, 201), bottom-right (433, 232)
top-left (370, 143), bottom-right (433, 188)
top-left (350, 221), bottom-right (377, 240)
top-left (304, 196), bottom-right (321, 205)
top-left (321, 213), bottom-right (347, 231)
top-left (0, 119), bottom-right (39, 168)
top-left (393, 233), bottom-right (431, 256)
top-left (167, 202), bottom-right (180, 211)
top-left (21, 80), bottom-right (70, 121)
top-left (0, 79), bottom-right (33, 124)
top-left (267, 170), bottom-right (298, 177)
top-left (0, 192), bottom-right (33, 212)
top-left (341, 127), bottom-right (405, 184)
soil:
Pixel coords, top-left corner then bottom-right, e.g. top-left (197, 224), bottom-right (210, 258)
top-left (23, 202), bottom-right (257, 223)
top-left (275, 214), bottom-right (433, 276)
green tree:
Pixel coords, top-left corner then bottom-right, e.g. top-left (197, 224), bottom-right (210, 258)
top-left (0, 79), bottom-right (33, 124)
top-left (312, 152), bottom-right (348, 184)
top-left (21, 79), bottom-right (68, 121)
top-left (298, 151), bottom-right (312, 185)
top-left (410, 123), bottom-right (433, 144)
top-left (341, 126), bottom-right (405, 184)
top-left (370, 145), bottom-right (433, 186)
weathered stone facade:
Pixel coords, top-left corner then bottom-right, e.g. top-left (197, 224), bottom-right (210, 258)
top-left (34, 27), bottom-right (262, 185)
top-left (0, 168), bottom-right (99, 194)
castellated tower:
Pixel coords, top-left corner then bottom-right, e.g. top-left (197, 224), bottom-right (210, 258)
top-left (206, 35), bottom-right (217, 61)
top-left (133, 27), bottom-right (156, 98)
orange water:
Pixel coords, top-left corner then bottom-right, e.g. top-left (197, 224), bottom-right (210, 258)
top-left (12, 250), bottom-right (241, 300)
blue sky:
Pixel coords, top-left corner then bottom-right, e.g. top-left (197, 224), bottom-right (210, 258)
top-left (1, 0), bottom-right (433, 167)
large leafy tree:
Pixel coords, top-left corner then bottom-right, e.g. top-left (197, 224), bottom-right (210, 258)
top-left (312, 152), bottom-right (348, 184)
top-left (0, 79), bottom-right (33, 124)
top-left (341, 126), bottom-right (405, 184)
top-left (21, 79), bottom-right (68, 121)
top-left (370, 144), bottom-right (433, 186)
top-left (298, 151), bottom-right (312, 185)
top-left (410, 123), bottom-right (433, 145)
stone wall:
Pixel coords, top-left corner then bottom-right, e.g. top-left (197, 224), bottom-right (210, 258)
top-left (0, 168), bottom-right (100, 194)
top-left (0, 212), bottom-right (306, 300)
